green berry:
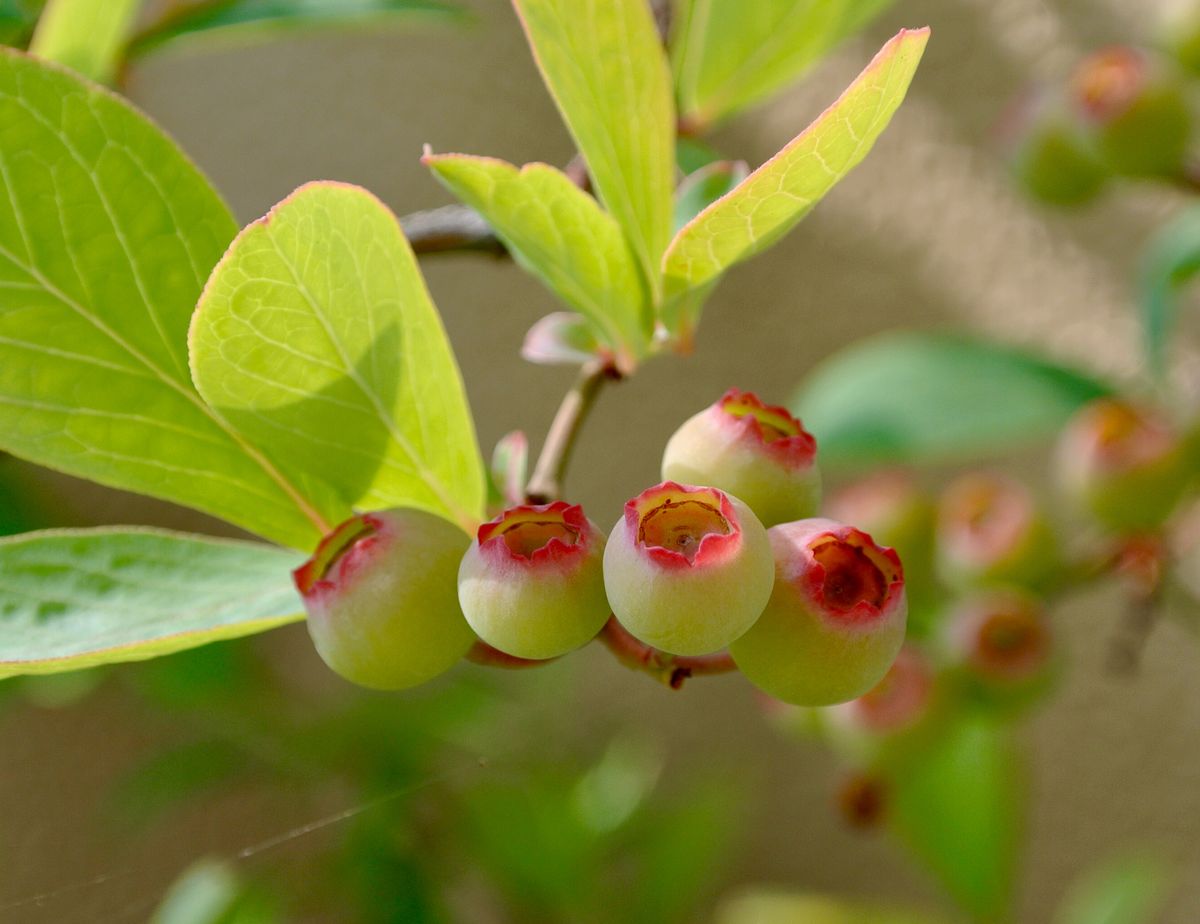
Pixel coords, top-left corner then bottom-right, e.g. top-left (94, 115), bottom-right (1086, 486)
top-left (662, 389), bottom-right (820, 527)
top-left (1004, 89), bottom-right (1109, 205)
top-left (1069, 46), bottom-right (1192, 178)
top-left (731, 518), bottom-right (907, 706)
top-left (603, 481), bottom-right (774, 656)
top-left (935, 472), bottom-right (1060, 592)
top-left (294, 509), bottom-right (474, 690)
top-left (941, 590), bottom-right (1053, 712)
top-left (457, 501), bottom-right (609, 660)
top-left (1056, 399), bottom-right (1193, 532)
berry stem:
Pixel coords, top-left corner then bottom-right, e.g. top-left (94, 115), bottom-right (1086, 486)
top-left (525, 360), bottom-right (619, 504)
top-left (597, 617), bottom-right (737, 689)
top-left (465, 640), bottom-right (559, 670)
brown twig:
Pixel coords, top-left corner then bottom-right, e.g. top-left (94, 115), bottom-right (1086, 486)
top-left (401, 204), bottom-right (507, 256)
top-left (1105, 535), bottom-right (1166, 676)
top-left (524, 360), bottom-right (619, 504)
top-left (598, 617), bottom-right (737, 689)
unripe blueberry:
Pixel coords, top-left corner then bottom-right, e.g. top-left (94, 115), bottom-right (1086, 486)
top-left (294, 509), bottom-right (474, 691)
top-left (730, 518), bottom-right (907, 706)
top-left (941, 591), bottom-right (1052, 705)
top-left (820, 644), bottom-right (936, 767)
top-left (1003, 88), bottom-right (1109, 205)
top-left (828, 645), bottom-right (934, 737)
top-left (1069, 46), bottom-right (1192, 178)
top-left (935, 472), bottom-right (1059, 592)
top-left (457, 501), bottom-right (609, 660)
top-left (1056, 399), bottom-right (1193, 533)
top-left (603, 481), bottom-right (774, 655)
top-left (661, 389), bottom-right (820, 527)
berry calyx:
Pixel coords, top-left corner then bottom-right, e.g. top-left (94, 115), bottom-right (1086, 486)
top-left (731, 518), bottom-right (907, 706)
top-left (603, 481), bottom-right (774, 656)
top-left (457, 501), bottom-right (609, 660)
top-left (295, 508), bottom-right (474, 691)
top-left (661, 389), bottom-right (820, 527)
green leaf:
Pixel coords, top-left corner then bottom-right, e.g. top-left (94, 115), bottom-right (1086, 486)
top-left (128, 0), bottom-right (465, 60)
top-left (793, 332), bottom-right (1112, 469)
top-left (190, 181), bottom-right (485, 531)
top-left (1137, 206), bottom-right (1200, 380)
top-left (1055, 853), bottom-right (1170, 924)
top-left (673, 159), bottom-right (748, 233)
top-left (887, 717), bottom-right (1022, 922)
top-left (0, 50), bottom-right (331, 549)
top-left (28, 0), bottom-right (140, 84)
top-left (672, 0), bottom-right (897, 129)
top-left (716, 891), bottom-right (944, 924)
top-left (663, 28), bottom-right (928, 306)
top-left (426, 154), bottom-right (648, 367)
top-left (0, 528), bottom-right (304, 678)
top-left (513, 0), bottom-right (674, 301)
top-left (0, 1), bottom-right (44, 48)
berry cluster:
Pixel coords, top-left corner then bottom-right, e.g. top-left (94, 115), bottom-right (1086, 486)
top-left (293, 389), bottom-right (908, 706)
top-left (763, 394), bottom-right (1199, 823)
top-left (1004, 44), bottom-right (1195, 203)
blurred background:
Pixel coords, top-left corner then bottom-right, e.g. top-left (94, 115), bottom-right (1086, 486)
top-left (3, 0), bottom-right (1200, 920)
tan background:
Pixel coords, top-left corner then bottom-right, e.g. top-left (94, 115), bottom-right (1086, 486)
top-left (3, 0), bottom-right (1200, 920)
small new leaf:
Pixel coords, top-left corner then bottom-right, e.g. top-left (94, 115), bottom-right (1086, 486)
top-left (672, 0), bottom-right (897, 130)
top-left (512, 0), bottom-right (674, 301)
top-left (426, 154), bottom-right (648, 367)
top-left (663, 28), bottom-right (929, 308)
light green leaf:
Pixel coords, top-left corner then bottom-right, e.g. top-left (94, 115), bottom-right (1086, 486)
top-left (512, 0), bottom-right (674, 301)
top-left (887, 717), bottom-right (1021, 922)
top-left (426, 154), bottom-right (647, 367)
top-left (1137, 207), bottom-right (1200, 380)
top-left (0, 50), bottom-right (332, 549)
top-left (0, 528), bottom-right (304, 678)
top-left (1055, 853), bottom-right (1170, 924)
top-left (190, 181), bottom-right (485, 532)
top-left (29, 0), bottom-right (139, 84)
top-left (672, 0), bottom-right (897, 129)
top-left (128, 0), bottom-right (465, 59)
top-left (663, 28), bottom-right (928, 303)
top-left (673, 159), bottom-right (748, 233)
top-left (716, 891), bottom-right (944, 924)
top-left (793, 332), bottom-right (1112, 469)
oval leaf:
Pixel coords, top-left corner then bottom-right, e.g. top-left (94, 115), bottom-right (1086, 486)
top-left (793, 332), bottom-right (1112, 468)
top-left (0, 50), bottom-right (331, 549)
top-left (887, 718), bottom-right (1022, 922)
top-left (0, 528), bottom-right (304, 678)
top-left (190, 181), bottom-right (485, 532)
top-left (426, 154), bottom-right (648, 366)
top-left (664, 28), bottom-right (929, 300)
top-left (512, 0), bottom-right (674, 300)
top-left (672, 0), bottom-right (897, 130)
top-left (1137, 206), bottom-right (1200, 380)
